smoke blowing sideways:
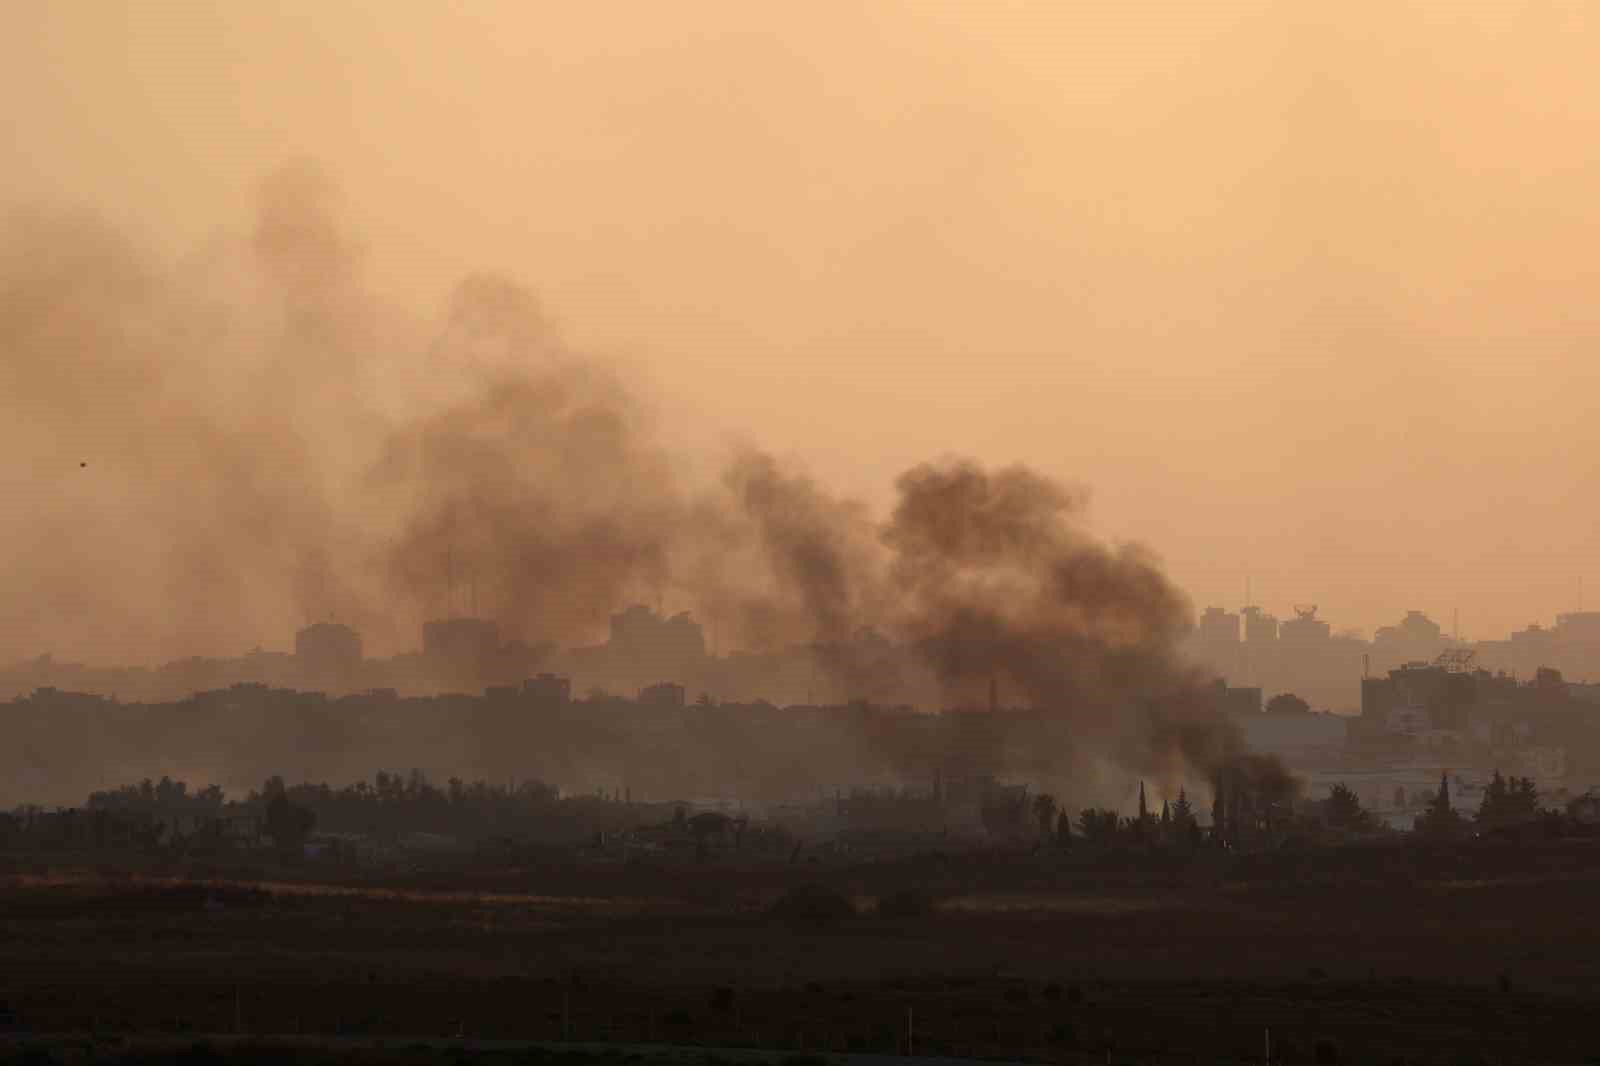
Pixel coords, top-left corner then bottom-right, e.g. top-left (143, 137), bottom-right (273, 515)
top-left (0, 161), bottom-right (1280, 793)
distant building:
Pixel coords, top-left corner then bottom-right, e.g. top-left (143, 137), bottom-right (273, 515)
top-left (422, 617), bottom-right (501, 681)
top-left (523, 672), bottom-right (572, 708)
top-left (1211, 679), bottom-right (1262, 716)
top-left (1241, 606), bottom-right (1278, 646)
top-left (561, 605), bottom-right (710, 695)
top-left (640, 681), bottom-right (686, 707)
top-left (1353, 658), bottom-right (1600, 779)
top-left (1193, 606), bottom-right (1243, 681)
top-left (1237, 712), bottom-right (1347, 765)
top-left (1556, 611), bottom-right (1600, 644)
top-left (1279, 605), bottom-right (1331, 647)
top-left (1359, 661), bottom-right (1476, 734)
top-left (294, 623), bottom-right (363, 679)
top-left (1198, 606), bottom-right (1239, 638)
top-left (424, 617), bottom-right (500, 660)
top-left (1550, 612), bottom-right (1600, 682)
top-left (1372, 611), bottom-right (1447, 668)
top-left (610, 605), bottom-right (706, 666)
top-left (1570, 680), bottom-right (1600, 705)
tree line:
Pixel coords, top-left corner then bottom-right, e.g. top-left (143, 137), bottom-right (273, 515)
top-left (0, 770), bottom-right (634, 855)
top-left (1021, 769), bottom-right (1599, 853)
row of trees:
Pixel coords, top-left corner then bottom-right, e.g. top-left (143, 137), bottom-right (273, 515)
top-left (67, 770), bottom-right (625, 853)
top-left (1414, 770), bottom-right (1546, 839)
top-left (88, 776), bottom-right (225, 812)
top-left (1028, 784), bottom-right (1206, 849)
top-left (1016, 770), bottom-right (1564, 853)
top-left (1288, 770), bottom-right (1575, 842)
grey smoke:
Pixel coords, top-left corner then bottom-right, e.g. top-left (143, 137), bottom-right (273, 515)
top-left (1, 162), bottom-right (1265, 799)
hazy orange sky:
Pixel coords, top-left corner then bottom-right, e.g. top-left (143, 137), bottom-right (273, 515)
top-left (4, 0), bottom-right (1597, 650)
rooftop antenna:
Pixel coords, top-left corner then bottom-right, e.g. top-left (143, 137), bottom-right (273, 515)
top-left (1453, 607), bottom-right (1459, 643)
top-left (1245, 575), bottom-right (1252, 608)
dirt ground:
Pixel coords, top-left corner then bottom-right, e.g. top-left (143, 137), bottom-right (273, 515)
top-left (3, 841), bottom-right (1600, 1064)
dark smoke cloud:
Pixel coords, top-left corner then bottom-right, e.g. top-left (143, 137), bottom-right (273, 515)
top-left (710, 451), bottom-right (884, 651)
top-left (880, 461), bottom-right (1230, 778)
top-left (378, 363), bottom-right (683, 645)
top-left (1, 163), bottom-right (1266, 799)
top-left (0, 170), bottom-right (378, 661)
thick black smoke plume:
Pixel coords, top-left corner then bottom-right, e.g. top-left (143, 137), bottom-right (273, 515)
top-left (1, 162), bottom-right (1271, 801)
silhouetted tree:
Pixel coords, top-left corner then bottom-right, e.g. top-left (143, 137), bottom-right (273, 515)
top-left (265, 791), bottom-right (316, 855)
top-left (1476, 771), bottom-right (1541, 832)
top-left (1055, 809), bottom-right (1072, 848)
top-left (1266, 692), bottom-right (1311, 715)
top-left (1325, 782), bottom-right (1376, 832)
top-left (1414, 773), bottom-right (1466, 839)
top-left (1032, 793), bottom-right (1058, 840)
top-left (1078, 808), bottom-right (1119, 846)
top-left (89, 778), bottom-right (225, 815)
top-left (1210, 779), bottom-right (1226, 847)
top-left (1170, 788), bottom-right (1200, 845)
top-left (688, 811), bottom-right (730, 861)
top-left (981, 788), bottom-right (1029, 836)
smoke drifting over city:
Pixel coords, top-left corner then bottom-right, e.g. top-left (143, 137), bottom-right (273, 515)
top-left (9, 11), bottom-right (1600, 1062)
top-left (0, 162), bottom-right (1250, 798)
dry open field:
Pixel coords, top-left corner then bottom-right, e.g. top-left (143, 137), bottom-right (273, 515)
top-left (4, 842), bottom-right (1600, 1064)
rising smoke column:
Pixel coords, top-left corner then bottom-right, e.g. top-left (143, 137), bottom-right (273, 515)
top-left (1, 161), bottom-right (1274, 799)
top-left (0, 161), bottom-right (394, 662)
top-left (665, 453), bottom-right (1252, 786)
top-left (882, 461), bottom-right (1237, 775)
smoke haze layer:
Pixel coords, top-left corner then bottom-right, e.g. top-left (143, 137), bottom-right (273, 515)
top-left (1, 164), bottom-right (1254, 796)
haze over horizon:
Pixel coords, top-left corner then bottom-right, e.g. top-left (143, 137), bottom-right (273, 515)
top-left (4, 1), bottom-right (1598, 664)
